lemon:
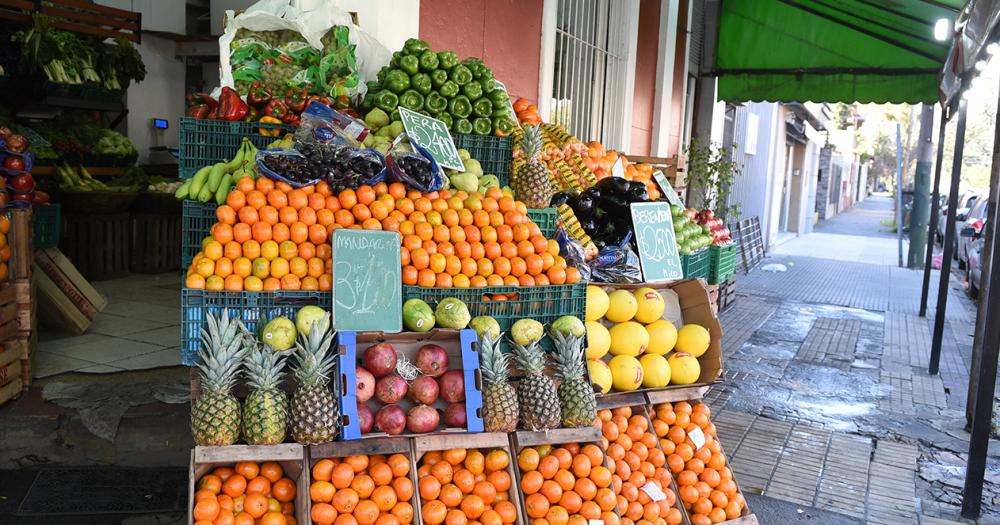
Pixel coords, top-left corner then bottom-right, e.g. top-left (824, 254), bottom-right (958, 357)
top-left (667, 352), bottom-right (701, 384)
top-left (645, 319), bottom-right (678, 355)
top-left (609, 355), bottom-right (644, 391)
top-left (586, 285), bottom-right (610, 321)
top-left (639, 354), bottom-right (671, 387)
top-left (633, 287), bottom-right (665, 323)
top-left (588, 359), bottom-right (613, 394)
top-left (675, 324), bottom-right (711, 357)
top-left (586, 321), bottom-right (611, 359)
top-left (605, 289), bottom-right (638, 322)
top-left (609, 321), bottom-right (649, 357)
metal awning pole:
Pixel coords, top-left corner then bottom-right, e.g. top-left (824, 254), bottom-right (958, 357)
top-left (930, 97), bottom-right (967, 375)
top-left (896, 123), bottom-right (904, 267)
top-left (920, 107), bottom-right (947, 316)
top-left (961, 80), bottom-right (1000, 519)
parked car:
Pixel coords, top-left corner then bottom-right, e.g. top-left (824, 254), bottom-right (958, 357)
top-left (938, 190), bottom-right (981, 250)
top-left (968, 235), bottom-right (985, 298)
top-left (958, 198), bottom-right (989, 270)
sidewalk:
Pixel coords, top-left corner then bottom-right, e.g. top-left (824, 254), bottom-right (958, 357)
top-left (713, 195), bottom-right (995, 524)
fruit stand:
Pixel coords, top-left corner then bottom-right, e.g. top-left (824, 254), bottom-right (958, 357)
top-left (177, 2), bottom-right (756, 525)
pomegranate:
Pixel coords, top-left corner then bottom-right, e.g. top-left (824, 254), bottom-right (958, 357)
top-left (357, 401), bottom-right (374, 433)
top-left (443, 403), bottom-right (467, 427)
top-left (375, 373), bottom-right (408, 404)
top-left (364, 342), bottom-right (397, 378)
top-left (4, 134), bottom-right (27, 153)
top-left (439, 369), bottom-right (466, 403)
top-left (355, 366), bottom-right (376, 402)
top-left (415, 344), bottom-right (449, 377)
top-left (10, 173), bottom-right (33, 192)
top-left (0, 126), bottom-right (10, 138)
top-left (376, 404), bottom-right (406, 435)
top-left (408, 375), bottom-right (439, 405)
top-left (3, 156), bottom-right (24, 172)
top-left (407, 404), bottom-right (440, 433)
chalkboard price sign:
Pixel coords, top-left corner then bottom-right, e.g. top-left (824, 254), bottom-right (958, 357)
top-left (398, 107), bottom-right (464, 171)
top-left (652, 170), bottom-right (683, 207)
top-left (630, 202), bottom-right (683, 282)
top-left (332, 229), bottom-right (403, 332)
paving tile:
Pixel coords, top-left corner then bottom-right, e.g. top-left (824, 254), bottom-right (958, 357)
top-left (109, 347), bottom-right (181, 370)
top-left (45, 337), bottom-right (166, 364)
top-left (33, 351), bottom-right (99, 378)
top-left (101, 299), bottom-right (181, 323)
top-left (87, 313), bottom-right (171, 337)
top-left (122, 325), bottom-right (181, 346)
top-left (76, 364), bottom-right (128, 373)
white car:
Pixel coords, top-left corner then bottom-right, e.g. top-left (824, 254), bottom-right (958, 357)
top-left (938, 190), bottom-right (981, 255)
top-left (958, 198), bottom-right (989, 270)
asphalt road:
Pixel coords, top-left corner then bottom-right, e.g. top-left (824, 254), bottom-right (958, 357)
top-left (745, 493), bottom-right (862, 524)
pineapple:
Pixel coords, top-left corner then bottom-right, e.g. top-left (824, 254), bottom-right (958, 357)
top-left (550, 331), bottom-right (597, 427)
top-left (242, 343), bottom-right (290, 445)
top-left (510, 339), bottom-right (561, 430)
top-left (289, 315), bottom-right (339, 445)
top-left (479, 332), bottom-right (519, 432)
top-left (191, 310), bottom-right (249, 446)
top-left (512, 124), bottom-right (554, 208)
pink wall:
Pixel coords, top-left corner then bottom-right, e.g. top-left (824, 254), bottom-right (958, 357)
top-left (630, 0), bottom-right (660, 156)
top-left (419, 0), bottom-right (543, 102)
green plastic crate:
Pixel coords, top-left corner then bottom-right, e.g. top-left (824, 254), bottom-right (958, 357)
top-left (403, 283), bottom-right (586, 333)
top-left (527, 207), bottom-right (557, 238)
top-left (708, 243), bottom-right (737, 284)
top-left (32, 203), bottom-right (60, 249)
top-left (179, 117), bottom-right (295, 180)
top-left (452, 133), bottom-right (512, 186)
top-left (681, 248), bottom-right (710, 279)
top-left (181, 201), bottom-right (218, 269)
top-left (181, 289), bottom-right (332, 365)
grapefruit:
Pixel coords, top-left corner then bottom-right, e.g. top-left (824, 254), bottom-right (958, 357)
top-left (511, 319), bottom-right (544, 346)
top-left (608, 355), bottom-right (643, 391)
top-left (586, 321), bottom-right (611, 359)
top-left (605, 290), bottom-right (637, 323)
top-left (403, 299), bottom-right (435, 332)
top-left (588, 359), bottom-right (613, 394)
top-left (609, 321), bottom-right (649, 357)
top-left (667, 352), bottom-right (701, 384)
top-left (675, 324), bottom-right (710, 357)
top-left (261, 317), bottom-right (296, 350)
top-left (551, 315), bottom-right (586, 338)
top-left (639, 354), bottom-right (671, 387)
top-left (632, 287), bottom-right (665, 323)
top-left (295, 305), bottom-right (329, 336)
top-left (645, 319), bottom-right (678, 355)
top-left (586, 285), bottom-right (610, 321)
top-left (469, 316), bottom-right (501, 339)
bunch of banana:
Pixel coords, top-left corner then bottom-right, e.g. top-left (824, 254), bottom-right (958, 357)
top-left (175, 138), bottom-right (260, 204)
top-left (265, 133), bottom-right (295, 150)
top-left (55, 164), bottom-right (117, 191)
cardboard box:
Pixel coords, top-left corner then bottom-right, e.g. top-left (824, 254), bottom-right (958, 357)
top-left (35, 266), bottom-right (91, 335)
top-left (35, 248), bottom-right (108, 319)
top-left (340, 329), bottom-right (484, 440)
top-left (591, 279), bottom-right (723, 401)
top-left (188, 444), bottom-right (307, 525)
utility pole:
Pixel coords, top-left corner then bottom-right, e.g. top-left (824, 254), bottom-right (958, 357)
top-left (897, 123), bottom-right (904, 267)
top-left (920, 108), bottom-right (947, 316)
top-left (909, 104), bottom-right (935, 267)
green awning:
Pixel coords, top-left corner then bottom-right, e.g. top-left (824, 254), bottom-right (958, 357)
top-left (716, 0), bottom-right (965, 104)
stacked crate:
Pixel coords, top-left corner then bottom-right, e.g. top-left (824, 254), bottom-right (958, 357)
top-left (0, 208), bottom-right (35, 405)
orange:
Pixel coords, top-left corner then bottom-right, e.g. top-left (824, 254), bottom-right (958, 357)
top-left (311, 481), bottom-right (336, 503)
top-left (524, 493), bottom-right (549, 519)
top-left (193, 498), bottom-right (221, 522)
top-left (332, 463), bottom-right (355, 489)
top-left (372, 485), bottom-right (397, 511)
top-left (289, 257), bottom-right (308, 278)
top-left (445, 509), bottom-right (467, 525)
top-left (244, 276), bottom-right (264, 291)
top-left (244, 493), bottom-right (269, 519)
top-left (354, 500), bottom-right (379, 525)
top-left (472, 481), bottom-right (496, 504)
top-left (539, 480), bottom-right (562, 504)
top-left (331, 488), bottom-right (359, 513)
top-left (518, 448), bottom-right (540, 472)
top-left (476, 258), bottom-right (493, 277)
top-left (272, 222), bottom-right (290, 243)
top-left (487, 470), bottom-right (511, 492)
top-left (440, 483), bottom-right (463, 507)
top-left (417, 268), bottom-right (436, 287)
top-left (419, 475), bottom-right (442, 500)
top-left (392, 502), bottom-right (414, 524)
top-left (422, 501), bottom-right (447, 525)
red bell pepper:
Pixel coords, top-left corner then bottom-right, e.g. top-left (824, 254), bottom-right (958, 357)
top-left (263, 99), bottom-right (289, 120)
top-left (333, 95), bottom-right (351, 110)
top-left (217, 87), bottom-right (249, 121)
top-left (186, 92), bottom-right (217, 110)
top-left (247, 81), bottom-right (272, 107)
top-left (282, 113), bottom-right (301, 126)
top-left (186, 104), bottom-right (212, 119)
top-left (307, 95), bottom-right (332, 108)
top-left (284, 86), bottom-right (310, 113)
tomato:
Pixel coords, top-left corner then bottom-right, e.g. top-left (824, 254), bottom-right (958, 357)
top-left (10, 173), bottom-right (34, 192)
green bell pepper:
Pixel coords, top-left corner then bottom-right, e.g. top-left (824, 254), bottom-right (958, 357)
top-left (425, 92), bottom-right (448, 114)
top-left (419, 50), bottom-right (439, 72)
top-left (449, 64), bottom-right (473, 86)
top-left (488, 88), bottom-right (509, 107)
top-left (399, 55), bottom-right (419, 75)
top-left (377, 68), bottom-right (388, 85)
top-left (453, 118), bottom-right (473, 135)
top-left (492, 105), bottom-right (510, 119)
top-left (404, 38), bottom-right (430, 56)
top-left (462, 81), bottom-right (483, 101)
top-left (386, 70), bottom-right (410, 94)
top-left (448, 95), bottom-right (472, 119)
top-left (475, 65), bottom-right (493, 83)
top-left (399, 90), bottom-right (425, 111)
top-left (478, 77), bottom-right (495, 94)
top-left (411, 73), bottom-right (432, 95)
top-left (367, 80), bottom-right (383, 93)
top-left (437, 113), bottom-right (454, 130)
top-left (437, 51), bottom-right (458, 70)
top-left (390, 108), bottom-right (401, 122)
top-left (472, 117), bottom-right (492, 136)
top-left (440, 80), bottom-right (460, 98)
top-left (493, 116), bottom-right (515, 135)
top-left (472, 98), bottom-right (493, 118)
top-left (360, 95), bottom-right (375, 113)
top-left (375, 90), bottom-right (399, 112)
top-left (390, 53), bottom-right (401, 68)
top-left (431, 70), bottom-right (449, 88)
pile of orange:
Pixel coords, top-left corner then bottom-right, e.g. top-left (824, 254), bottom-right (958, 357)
top-left (652, 402), bottom-right (744, 524)
top-left (192, 460), bottom-right (298, 525)
top-left (185, 178), bottom-right (582, 291)
top-left (597, 407), bottom-right (683, 525)
top-left (416, 448), bottom-right (517, 525)
top-left (516, 442), bottom-right (618, 525)
top-left (0, 213), bottom-right (12, 282)
top-left (309, 453), bottom-right (415, 525)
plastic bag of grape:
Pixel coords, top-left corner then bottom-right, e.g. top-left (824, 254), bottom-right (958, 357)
top-left (384, 134), bottom-right (446, 193)
top-left (293, 103), bottom-right (387, 192)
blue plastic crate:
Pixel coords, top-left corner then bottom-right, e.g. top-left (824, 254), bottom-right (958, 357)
top-left (181, 201), bottom-right (218, 270)
top-left (340, 329), bottom-right (484, 440)
top-left (181, 288), bottom-right (332, 365)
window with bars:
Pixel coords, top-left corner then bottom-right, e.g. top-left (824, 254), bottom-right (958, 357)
top-left (550, 0), bottom-right (633, 149)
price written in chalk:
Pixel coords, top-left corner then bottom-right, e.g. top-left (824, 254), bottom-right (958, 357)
top-left (630, 202), bottom-right (683, 282)
top-left (332, 229), bottom-right (402, 332)
top-left (398, 107), bottom-right (464, 171)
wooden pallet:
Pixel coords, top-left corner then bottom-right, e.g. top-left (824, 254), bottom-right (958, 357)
top-left (131, 209), bottom-right (181, 274)
top-left (60, 211), bottom-right (131, 281)
top-left (718, 276), bottom-right (737, 313)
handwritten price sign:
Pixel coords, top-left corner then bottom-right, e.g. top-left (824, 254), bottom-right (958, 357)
top-left (398, 107), bottom-right (464, 171)
top-left (332, 229), bottom-right (402, 332)
top-left (630, 202), bottom-right (683, 282)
